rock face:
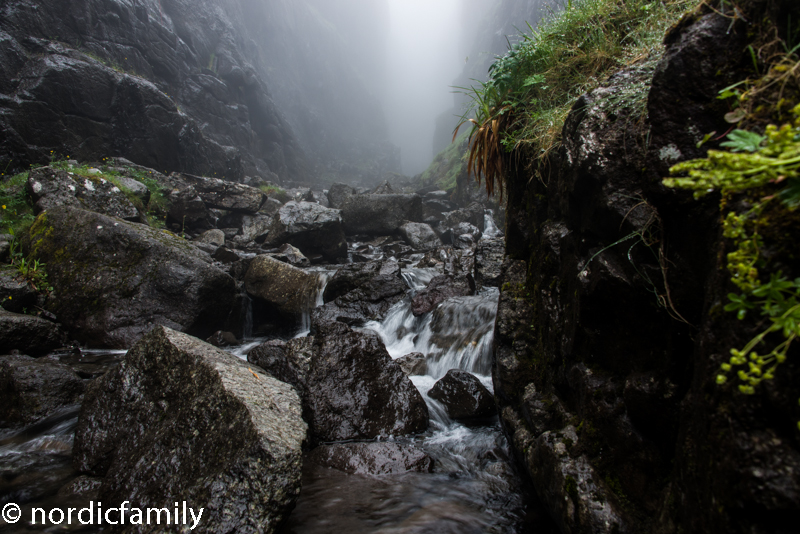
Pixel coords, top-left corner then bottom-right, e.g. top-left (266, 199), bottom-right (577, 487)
top-left (495, 4), bottom-right (800, 533)
top-left (73, 326), bottom-right (307, 534)
top-left (0, 0), bottom-right (308, 182)
top-left (245, 255), bottom-right (323, 316)
top-left (26, 167), bottom-right (141, 221)
top-left (263, 201), bottom-right (347, 261)
top-left (0, 354), bottom-right (85, 427)
top-left (474, 237), bottom-right (504, 288)
top-left (428, 369), bottom-right (495, 420)
top-left (249, 323), bottom-right (428, 444)
top-left (0, 308), bottom-right (66, 356)
top-left (411, 274), bottom-right (474, 316)
top-left (340, 194), bottom-right (423, 235)
top-left (308, 442), bottom-right (433, 475)
top-left (24, 206), bottom-right (235, 348)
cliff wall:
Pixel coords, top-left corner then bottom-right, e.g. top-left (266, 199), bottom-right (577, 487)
top-left (494, 1), bottom-right (800, 532)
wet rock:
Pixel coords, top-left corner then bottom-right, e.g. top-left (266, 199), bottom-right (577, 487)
top-left (445, 222), bottom-right (482, 249)
top-left (213, 246), bottom-right (241, 264)
top-left (26, 167), bottom-right (141, 221)
top-left (24, 206), bottom-right (235, 348)
top-left (194, 229), bottom-right (226, 248)
top-left (309, 442), bottom-right (433, 475)
top-left (248, 337), bottom-right (313, 398)
top-left (0, 354), bottom-right (85, 427)
top-left (260, 197), bottom-right (284, 217)
top-left (263, 201), bottom-right (347, 261)
top-left (206, 330), bottom-right (238, 347)
top-left (411, 274), bottom-right (474, 316)
top-left (182, 174), bottom-right (266, 213)
top-left (167, 186), bottom-right (215, 233)
top-left (57, 475), bottom-right (102, 500)
top-left (269, 243), bottom-right (310, 266)
top-left (73, 326), bottom-right (306, 534)
top-left (0, 308), bottom-right (66, 356)
top-left (399, 222), bottom-right (442, 250)
top-left (396, 352), bottom-right (427, 376)
top-left (340, 193), bottom-right (423, 235)
top-left (327, 182), bottom-right (356, 209)
top-left (428, 369), bottom-right (495, 420)
top-left (475, 237), bottom-right (505, 288)
top-left (0, 270), bottom-right (38, 313)
top-left (303, 322), bottom-right (429, 442)
top-left (442, 205), bottom-right (484, 232)
top-left (245, 255), bottom-right (322, 316)
top-left (313, 260), bottom-right (407, 327)
top-left (417, 246), bottom-right (475, 277)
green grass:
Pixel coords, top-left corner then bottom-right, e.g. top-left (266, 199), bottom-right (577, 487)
top-left (455, 0), bottom-right (696, 194)
top-left (420, 132), bottom-right (469, 192)
top-left (0, 171), bottom-right (35, 236)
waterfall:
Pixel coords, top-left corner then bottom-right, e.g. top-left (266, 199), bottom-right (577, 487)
top-left (295, 270), bottom-right (332, 338)
top-left (242, 294), bottom-right (253, 340)
top-left (483, 209), bottom-right (503, 238)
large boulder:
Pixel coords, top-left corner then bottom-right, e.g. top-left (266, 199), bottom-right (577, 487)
top-left (250, 323), bottom-right (428, 443)
top-left (166, 186), bottom-right (216, 233)
top-left (244, 255), bottom-right (323, 316)
top-left (24, 206), bottom-right (236, 348)
top-left (26, 167), bottom-right (141, 221)
top-left (312, 260), bottom-right (407, 327)
top-left (0, 354), bottom-right (86, 427)
top-left (399, 222), bottom-right (442, 250)
top-left (73, 326), bottom-right (307, 534)
top-left (428, 369), bottom-right (495, 420)
top-left (182, 174), bottom-right (266, 213)
top-left (308, 442), bottom-right (433, 475)
top-left (263, 201), bottom-right (347, 261)
top-left (0, 308), bottom-right (66, 356)
top-left (0, 271), bottom-right (39, 313)
top-left (327, 182), bottom-right (356, 209)
top-left (340, 193), bottom-right (423, 235)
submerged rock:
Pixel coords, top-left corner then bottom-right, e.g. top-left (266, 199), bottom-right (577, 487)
top-left (309, 442), bottom-right (433, 475)
top-left (0, 354), bottom-right (85, 427)
top-left (428, 369), bottom-right (495, 420)
top-left (0, 308), bottom-right (66, 356)
top-left (24, 206), bottom-right (235, 348)
top-left (73, 326), bottom-right (306, 534)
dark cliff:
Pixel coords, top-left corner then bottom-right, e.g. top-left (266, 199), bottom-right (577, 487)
top-left (494, 1), bottom-right (800, 532)
top-left (0, 0), bottom-right (396, 185)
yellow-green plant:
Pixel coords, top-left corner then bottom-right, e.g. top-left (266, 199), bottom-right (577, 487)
top-left (664, 104), bottom-right (800, 430)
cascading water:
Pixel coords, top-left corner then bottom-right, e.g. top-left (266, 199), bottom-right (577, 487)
top-left (296, 269), bottom-right (331, 339)
top-left (484, 209), bottom-right (503, 238)
top-left (284, 264), bottom-right (553, 533)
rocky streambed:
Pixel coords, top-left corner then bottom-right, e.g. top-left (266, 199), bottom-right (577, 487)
top-left (1, 163), bottom-right (553, 532)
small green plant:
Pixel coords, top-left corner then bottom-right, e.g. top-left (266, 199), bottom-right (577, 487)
top-left (7, 233), bottom-right (52, 293)
top-left (664, 103), bottom-right (800, 430)
top-left (1, 171), bottom-right (35, 235)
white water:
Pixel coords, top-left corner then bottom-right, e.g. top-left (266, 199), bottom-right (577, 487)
top-left (484, 209), bottom-right (503, 238)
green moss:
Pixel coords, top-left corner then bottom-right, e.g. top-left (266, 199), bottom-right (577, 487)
top-left (564, 475), bottom-right (579, 503)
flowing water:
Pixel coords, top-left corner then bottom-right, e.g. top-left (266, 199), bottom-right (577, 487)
top-left (282, 262), bottom-right (556, 533)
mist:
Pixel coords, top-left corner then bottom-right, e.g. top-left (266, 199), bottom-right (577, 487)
top-left (383, 0), bottom-right (468, 176)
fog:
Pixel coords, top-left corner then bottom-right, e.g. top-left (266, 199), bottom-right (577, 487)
top-left (383, 0), bottom-right (476, 176)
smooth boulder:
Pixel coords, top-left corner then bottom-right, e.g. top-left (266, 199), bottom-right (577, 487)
top-left (396, 352), bottom-right (427, 376)
top-left (73, 326), bottom-right (306, 534)
top-left (245, 255), bottom-right (323, 316)
top-left (428, 369), bottom-right (495, 420)
top-left (24, 206), bottom-right (235, 348)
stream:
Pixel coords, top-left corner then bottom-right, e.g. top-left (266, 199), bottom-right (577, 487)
top-left (1, 231), bottom-right (556, 533)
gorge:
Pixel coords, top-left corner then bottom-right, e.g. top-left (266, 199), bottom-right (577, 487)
top-left (2, 0), bottom-right (800, 533)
